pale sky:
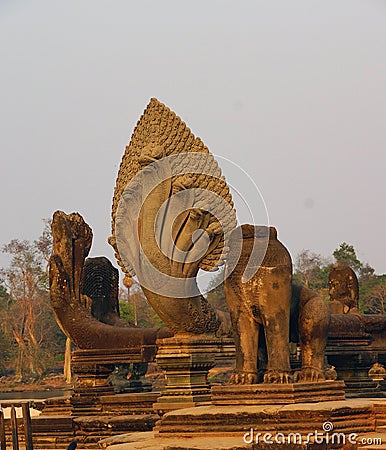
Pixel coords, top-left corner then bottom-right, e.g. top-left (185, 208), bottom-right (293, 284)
top-left (0, 0), bottom-right (385, 277)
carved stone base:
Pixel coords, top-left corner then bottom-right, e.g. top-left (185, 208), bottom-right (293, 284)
top-left (40, 395), bottom-right (73, 416)
top-left (71, 347), bottom-right (153, 415)
top-left (156, 399), bottom-right (374, 437)
top-left (114, 398), bottom-right (386, 449)
top-left (100, 392), bottom-right (160, 415)
top-left (32, 392), bottom-right (162, 449)
top-left (154, 335), bottom-right (220, 414)
top-left (344, 378), bottom-right (384, 398)
top-left (73, 414), bottom-right (159, 448)
top-left (211, 381), bottom-right (346, 405)
top-left (327, 345), bottom-right (382, 398)
top-left (124, 378), bottom-right (153, 393)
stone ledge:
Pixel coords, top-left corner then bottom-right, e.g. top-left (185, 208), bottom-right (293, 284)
top-left (212, 381), bottom-right (346, 405)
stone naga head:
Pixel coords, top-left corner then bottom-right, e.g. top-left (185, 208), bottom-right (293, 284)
top-left (108, 99), bottom-right (237, 335)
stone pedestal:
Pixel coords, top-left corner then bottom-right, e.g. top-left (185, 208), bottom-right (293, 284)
top-left (71, 347), bottom-right (154, 415)
top-left (154, 335), bottom-right (219, 414)
top-left (327, 320), bottom-right (382, 398)
top-left (71, 353), bottom-right (115, 416)
top-left (326, 313), bottom-right (386, 398)
top-left (114, 398), bottom-right (386, 449)
top-left (100, 392), bottom-right (160, 415)
top-left (211, 381), bottom-right (346, 405)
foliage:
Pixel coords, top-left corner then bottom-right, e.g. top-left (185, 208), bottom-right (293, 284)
top-left (359, 275), bottom-right (386, 314)
top-left (359, 263), bottom-right (375, 282)
top-left (119, 281), bottom-right (164, 328)
top-left (293, 250), bottom-right (333, 297)
top-left (293, 243), bottom-right (382, 314)
top-left (205, 267), bottom-right (227, 312)
top-left (34, 219), bottom-right (53, 266)
top-left (0, 224), bottom-right (66, 380)
top-left (118, 300), bottom-right (135, 323)
top-left (333, 242), bottom-right (362, 273)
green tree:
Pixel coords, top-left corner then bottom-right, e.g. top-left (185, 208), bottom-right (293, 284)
top-left (0, 239), bottom-right (49, 379)
top-left (118, 299), bottom-right (135, 323)
top-left (0, 284), bottom-right (15, 375)
top-left (205, 267), bottom-right (227, 312)
top-left (0, 229), bottom-right (65, 381)
top-left (358, 263), bottom-right (375, 282)
top-left (120, 280), bottom-right (164, 328)
top-left (359, 275), bottom-right (386, 314)
top-left (333, 243), bottom-right (362, 272)
top-left (362, 279), bottom-right (386, 314)
top-left (293, 250), bottom-right (332, 299)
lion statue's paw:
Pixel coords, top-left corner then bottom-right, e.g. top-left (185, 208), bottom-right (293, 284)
top-left (264, 369), bottom-right (293, 384)
top-left (230, 371), bottom-right (258, 384)
top-left (296, 366), bottom-right (325, 383)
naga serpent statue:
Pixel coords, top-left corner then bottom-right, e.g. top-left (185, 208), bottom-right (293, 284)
top-left (108, 98), bottom-right (237, 335)
top-left (49, 210), bottom-right (169, 349)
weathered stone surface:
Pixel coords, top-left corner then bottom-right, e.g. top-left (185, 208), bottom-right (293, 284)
top-left (328, 265), bottom-right (359, 314)
top-left (101, 433), bottom-right (358, 450)
top-left (70, 348), bottom-right (159, 416)
top-left (82, 257), bottom-right (130, 328)
top-left (49, 210), bottom-right (168, 350)
top-left (100, 392), bottom-right (160, 416)
top-left (327, 314), bottom-right (386, 398)
top-left (155, 399), bottom-right (375, 437)
top-left (48, 210), bottom-right (173, 420)
top-left (154, 335), bottom-right (220, 414)
top-left (2, 414), bottom-right (75, 449)
top-left (109, 98), bottom-right (237, 335)
top-left (224, 225), bottom-right (330, 385)
top-left (40, 395), bottom-right (73, 416)
top-left (100, 399), bottom-right (386, 449)
top-left (99, 431), bottom-right (154, 449)
top-left (211, 381), bottom-right (345, 405)
top-left (73, 414), bottom-right (158, 448)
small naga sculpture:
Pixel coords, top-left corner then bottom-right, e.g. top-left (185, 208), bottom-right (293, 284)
top-left (328, 264), bottom-right (359, 314)
top-left (108, 98), bottom-right (237, 335)
top-left (49, 210), bottom-right (168, 349)
top-left (225, 225), bottom-right (330, 384)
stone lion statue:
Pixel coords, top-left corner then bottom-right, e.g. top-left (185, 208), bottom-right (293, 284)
top-left (328, 264), bottom-right (359, 314)
top-left (224, 225), bottom-right (330, 384)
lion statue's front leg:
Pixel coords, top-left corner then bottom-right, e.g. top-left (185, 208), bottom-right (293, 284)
top-left (225, 225), bottom-right (329, 384)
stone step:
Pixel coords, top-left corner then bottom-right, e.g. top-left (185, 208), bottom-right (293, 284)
top-left (74, 414), bottom-right (158, 448)
top-left (212, 381), bottom-right (345, 405)
top-left (156, 400), bottom-right (375, 436)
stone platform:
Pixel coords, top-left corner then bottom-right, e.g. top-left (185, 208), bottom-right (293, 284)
top-left (12, 392), bottom-right (163, 449)
top-left (2, 414), bottom-right (75, 449)
top-left (99, 398), bottom-right (386, 449)
top-left (100, 392), bottom-right (160, 415)
top-left (212, 381), bottom-right (345, 405)
top-left (73, 414), bottom-right (159, 448)
top-left (71, 347), bottom-right (157, 416)
top-left (72, 392), bottom-right (162, 448)
top-left (155, 400), bottom-right (374, 436)
top-left (154, 335), bottom-right (220, 415)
